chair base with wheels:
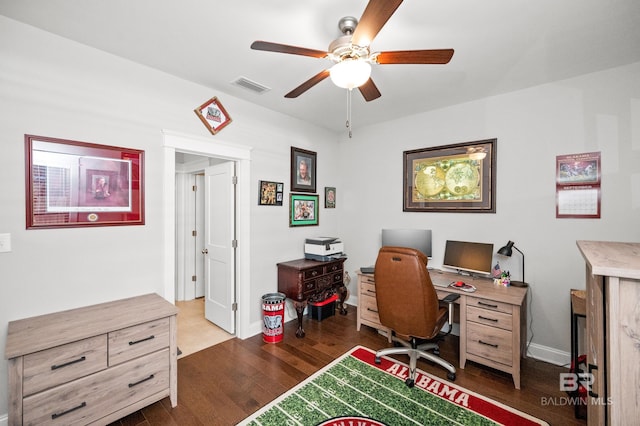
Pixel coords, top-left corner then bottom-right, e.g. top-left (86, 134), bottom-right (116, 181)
top-left (375, 335), bottom-right (456, 387)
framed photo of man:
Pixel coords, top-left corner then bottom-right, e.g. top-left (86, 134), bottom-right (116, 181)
top-left (290, 146), bottom-right (316, 193)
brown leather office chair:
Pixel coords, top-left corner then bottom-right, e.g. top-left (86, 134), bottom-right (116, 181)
top-left (374, 246), bottom-right (458, 387)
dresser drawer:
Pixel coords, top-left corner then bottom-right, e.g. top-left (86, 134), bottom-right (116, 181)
top-left (302, 279), bottom-right (317, 295)
top-left (108, 318), bottom-right (169, 365)
top-left (466, 322), bottom-right (513, 366)
top-left (303, 265), bottom-right (325, 280)
top-left (23, 349), bottom-right (170, 426)
top-left (331, 272), bottom-right (343, 285)
top-left (466, 296), bottom-right (513, 315)
top-left (23, 335), bottom-right (108, 397)
top-left (325, 262), bottom-right (343, 274)
top-left (359, 295), bottom-right (382, 324)
top-left (467, 305), bottom-right (513, 331)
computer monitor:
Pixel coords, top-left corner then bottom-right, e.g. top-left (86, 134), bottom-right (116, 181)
top-left (442, 240), bottom-right (494, 276)
top-left (381, 229), bottom-right (432, 258)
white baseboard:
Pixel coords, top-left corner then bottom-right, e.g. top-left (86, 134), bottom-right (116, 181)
top-left (0, 413), bottom-right (7, 426)
top-left (526, 342), bottom-right (571, 367)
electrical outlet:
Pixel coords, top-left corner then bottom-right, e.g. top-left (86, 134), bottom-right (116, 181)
top-left (0, 233), bottom-right (12, 252)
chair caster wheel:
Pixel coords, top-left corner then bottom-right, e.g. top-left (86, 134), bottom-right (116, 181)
top-left (447, 372), bottom-right (456, 381)
top-left (405, 378), bottom-right (415, 388)
top-left (374, 356), bottom-right (381, 365)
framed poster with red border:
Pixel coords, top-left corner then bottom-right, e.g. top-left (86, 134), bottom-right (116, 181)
top-left (556, 151), bottom-right (601, 218)
top-left (25, 134), bottom-right (145, 229)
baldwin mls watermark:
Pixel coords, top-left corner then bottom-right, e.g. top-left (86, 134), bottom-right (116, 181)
top-left (540, 373), bottom-right (612, 406)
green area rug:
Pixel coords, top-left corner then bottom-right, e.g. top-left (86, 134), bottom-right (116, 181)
top-left (238, 346), bottom-right (548, 426)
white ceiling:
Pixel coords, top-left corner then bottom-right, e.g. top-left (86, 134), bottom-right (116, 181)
top-left (2, 0), bottom-right (640, 134)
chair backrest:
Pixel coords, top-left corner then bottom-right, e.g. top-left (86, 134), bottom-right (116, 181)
top-left (374, 246), bottom-right (441, 340)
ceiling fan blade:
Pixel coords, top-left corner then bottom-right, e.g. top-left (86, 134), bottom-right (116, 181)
top-left (285, 70), bottom-right (331, 98)
top-left (358, 78), bottom-right (382, 102)
top-left (376, 49), bottom-right (454, 64)
top-left (351, 0), bottom-right (403, 47)
top-left (251, 41), bottom-right (328, 58)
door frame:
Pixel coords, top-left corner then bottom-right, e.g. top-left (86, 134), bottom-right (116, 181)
top-left (162, 129), bottom-right (252, 339)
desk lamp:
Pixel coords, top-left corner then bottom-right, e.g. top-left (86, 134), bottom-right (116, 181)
top-left (497, 241), bottom-right (528, 287)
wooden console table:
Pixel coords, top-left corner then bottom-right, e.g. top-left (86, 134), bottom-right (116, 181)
top-left (357, 269), bottom-right (527, 389)
top-left (277, 257), bottom-right (347, 338)
top-left (5, 293), bottom-right (178, 425)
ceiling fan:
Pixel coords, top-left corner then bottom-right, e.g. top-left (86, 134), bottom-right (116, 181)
top-left (250, 0), bottom-right (454, 102)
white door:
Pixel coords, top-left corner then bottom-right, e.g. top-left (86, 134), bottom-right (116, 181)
top-left (194, 174), bottom-right (205, 298)
top-left (203, 162), bottom-right (236, 333)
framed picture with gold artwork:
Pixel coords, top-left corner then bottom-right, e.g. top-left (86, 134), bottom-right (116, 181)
top-left (403, 139), bottom-right (496, 213)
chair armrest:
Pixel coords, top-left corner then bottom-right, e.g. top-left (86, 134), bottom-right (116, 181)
top-left (441, 293), bottom-right (460, 304)
top-left (440, 293), bottom-right (460, 328)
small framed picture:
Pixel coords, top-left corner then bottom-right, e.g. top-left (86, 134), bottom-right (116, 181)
top-left (290, 146), bottom-right (316, 193)
top-left (289, 193), bottom-right (319, 227)
top-left (194, 96), bottom-right (232, 135)
top-left (325, 187), bottom-right (336, 208)
top-left (259, 180), bottom-right (283, 206)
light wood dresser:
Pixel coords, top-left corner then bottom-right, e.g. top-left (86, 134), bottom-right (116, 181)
top-left (577, 240), bottom-right (640, 425)
top-left (5, 293), bottom-right (178, 426)
top-left (356, 270), bottom-right (527, 389)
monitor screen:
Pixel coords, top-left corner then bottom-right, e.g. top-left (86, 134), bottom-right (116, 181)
top-left (442, 240), bottom-right (494, 276)
top-left (381, 229), bottom-right (432, 258)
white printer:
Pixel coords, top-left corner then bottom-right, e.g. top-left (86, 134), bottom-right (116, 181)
top-left (304, 237), bottom-right (345, 261)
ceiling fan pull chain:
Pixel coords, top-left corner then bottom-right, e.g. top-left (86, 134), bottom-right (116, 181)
top-left (346, 88), bottom-right (353, 138)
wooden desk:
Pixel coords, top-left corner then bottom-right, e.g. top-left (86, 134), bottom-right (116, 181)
top-left (277, 257), bottom-right (347, 338)
top-left (356, 269), bottom-right (528, 389)
top-left (577, 240), bottom-right (640, 425)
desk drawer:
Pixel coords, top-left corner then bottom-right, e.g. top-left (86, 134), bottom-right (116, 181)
top-left (108, 318), bottom-right (169, 365)
top-left (359, 295), bottom-right (382, 324)
top-left (23, 349), bottom-right (169, 426)
top-left (325, 262), bottom-right (343, 274)
top-left (466, 296), bottom-right (512, 315)
top-left (467, 306), bottom-right (512, 331)
top-left (361, 281), bottom-right (377, 297)
top-left (466, 322), bottom-right (512, 366)
top-left (23, 335), bottom-right (108, 397)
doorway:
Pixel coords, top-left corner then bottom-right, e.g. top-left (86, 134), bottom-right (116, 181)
top-left (163, 130), bottom-right (252, 341)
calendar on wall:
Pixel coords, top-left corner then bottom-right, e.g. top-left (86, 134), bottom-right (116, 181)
top-left (556, 152), bottom-right (601, 218)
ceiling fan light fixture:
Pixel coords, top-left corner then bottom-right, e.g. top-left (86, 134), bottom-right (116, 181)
top-left (329, 59), bottom-right (371, 89)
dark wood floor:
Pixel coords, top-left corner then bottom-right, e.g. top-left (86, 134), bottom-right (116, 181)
top-left (110, 308), bottom-right (586, 426)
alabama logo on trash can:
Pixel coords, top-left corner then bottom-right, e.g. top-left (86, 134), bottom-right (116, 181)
top-left (262, 292), bottom-right (285, 343)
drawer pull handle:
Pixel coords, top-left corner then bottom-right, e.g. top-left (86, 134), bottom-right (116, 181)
top-left (366, 308), bottom-right (379, 313)
top-left (129, 374), bottom-right (155, 388)
top-left (129, 335), bottom-right (155, 345)
top-left (478, 301), bottom-right (498, 309)
top-left (51, 356), bottom-right (86, 370)
top-left (311, 271), bottom-right (318, 276)
top-left (478, 315), bottom-right (498, 322)
top-left (478, 340), bottom-right (498, 348)
top-left (366, 289), bottom-right (376, 294)
top-left (52, 401), bottom-right (87, 419)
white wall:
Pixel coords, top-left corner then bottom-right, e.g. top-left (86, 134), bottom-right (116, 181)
top-left (0, 16), bottom-right (340, 419)
top-left (337, 62), bottom-right (640, 362)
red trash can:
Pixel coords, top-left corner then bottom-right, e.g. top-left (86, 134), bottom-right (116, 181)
top-left (262, 292), bottom-right (286, 343)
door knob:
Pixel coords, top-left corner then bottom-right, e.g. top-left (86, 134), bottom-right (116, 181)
top-left (201, 248), bottom-right (208, 254)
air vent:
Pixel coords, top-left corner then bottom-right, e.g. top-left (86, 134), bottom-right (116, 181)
top-left (231, 76), bottom-right (270, 94)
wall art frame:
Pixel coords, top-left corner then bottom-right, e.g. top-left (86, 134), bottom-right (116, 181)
top-left (194, 96), bottom-right (232, 135)
top-left (289, 193), bottom-right (319, 227)
top-left (25, 134), bottom-right (145, 229)
top-left (325, 187), bottom-right (336, 208)
top-left (403, 138), bottom-right (497, 213)
top-left (290, 146), bottom-right (316, 193)
top-left (258, 180), bottom-right (283, 206)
